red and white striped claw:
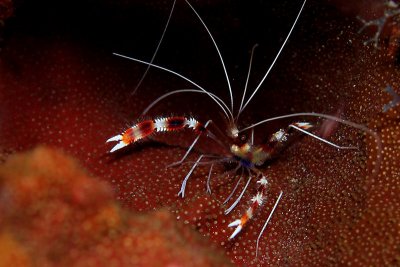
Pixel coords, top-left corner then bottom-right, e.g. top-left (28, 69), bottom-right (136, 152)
top-left (106, 135), bottom-right (128, 153)
top-left (228, 219), bottom-right (244, 240)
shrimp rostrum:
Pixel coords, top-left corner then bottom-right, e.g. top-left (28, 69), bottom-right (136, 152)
top-left (106, 0), bottom-right (381, 257)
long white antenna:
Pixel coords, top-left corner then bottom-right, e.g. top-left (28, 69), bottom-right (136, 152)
top-left (113, 53), bottom-right (234, 121)
top-left (239, 0), bottom-right (307, 116)
top-left (131, 0), bottom-right (177, 96)
top-left (237, 44), bottom-right (259, 121)
top-left (184, 0), bottom-right (234, 115)
top-left (289, 124), bottom-right (357, 150)
top-left (239, 112), bottom-right (382, 175)
top-left (141, 88), bottom-right (230, 117)
top-left (256, 191), bottom-right (283, 258)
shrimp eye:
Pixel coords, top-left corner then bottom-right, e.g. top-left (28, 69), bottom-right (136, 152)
top-left (240, 134), bottom-right (247, 142)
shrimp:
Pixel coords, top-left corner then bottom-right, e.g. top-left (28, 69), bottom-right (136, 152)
top-left (106, 0), bottom-right (382, 259)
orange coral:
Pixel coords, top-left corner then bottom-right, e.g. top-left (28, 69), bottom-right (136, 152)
top-left (0, 147), bottom-right (233, 267)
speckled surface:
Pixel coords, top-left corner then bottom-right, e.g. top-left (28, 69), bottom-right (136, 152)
top-left (0, 0), bottom-right (399, 266)
top-left (0, 146), bottom-right (234, 267)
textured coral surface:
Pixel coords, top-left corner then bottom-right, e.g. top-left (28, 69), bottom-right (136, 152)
top-left (0, 147), bottom-right (233, 267)
top-left (0, 0), bottom-right (399, 266)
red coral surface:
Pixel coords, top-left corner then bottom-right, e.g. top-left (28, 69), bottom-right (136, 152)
top-left (0, 0), bottom-right (399, 266)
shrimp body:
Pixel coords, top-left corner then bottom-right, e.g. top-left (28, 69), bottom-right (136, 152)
top-left (230, 122), bottom-right (313, 167)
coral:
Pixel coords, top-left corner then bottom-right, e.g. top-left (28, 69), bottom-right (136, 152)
top-left (0, 0), bottom-right (399, 266)
top-left (357, 1), bottom-right (400, 47)
top-left (0, 147), bottom-right (233, 267)
top-left (383, 85), bottom-right (400, 112)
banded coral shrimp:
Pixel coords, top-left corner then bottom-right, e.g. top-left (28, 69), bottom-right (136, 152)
top-left (105, 0), bottom-right (383, 264)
